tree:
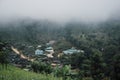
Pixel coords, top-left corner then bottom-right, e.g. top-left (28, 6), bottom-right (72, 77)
top-left (70, 52), bottom-right (85, 69)
top-left (81, 59), bottom-right (91, 77)
top-left (0, 41), bottom-right (8, 68)
top-left (103, 45), bottom-right (119, 77)
top-left (31, 61), bottom-right (52, 74)
top-left (54, 65), bottom-right (71, 80)
top-left (111, 54), bottom-right (120, 80)
top-left (90, 49), bottom-right (106, 80)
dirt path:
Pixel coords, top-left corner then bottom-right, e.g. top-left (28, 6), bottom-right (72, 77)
top-left (11, 46), bottom-right (34, 62)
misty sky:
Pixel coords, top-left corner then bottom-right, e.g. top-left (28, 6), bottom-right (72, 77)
top-left (0, 0), bottom-right (120, 23)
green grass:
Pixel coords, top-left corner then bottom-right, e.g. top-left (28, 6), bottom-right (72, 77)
top-left (0, 64), bottom-right (62, 80)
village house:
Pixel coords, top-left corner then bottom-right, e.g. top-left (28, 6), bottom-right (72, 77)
top-left (45, 47), bottom-right (54, 53)
top-left (37, 45), bottom-right (42, 48)
top-left (35, 49), bottom-right (44, 55)
top-left (63, 47), bottom-right (84, 54)
top-left (46, 40), bottom-right (56, 46)
top-left (45, 46), bottom-right (54, 58)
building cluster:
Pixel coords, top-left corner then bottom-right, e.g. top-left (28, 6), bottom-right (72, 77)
top-left (35, 41), bottom-right (84, 58)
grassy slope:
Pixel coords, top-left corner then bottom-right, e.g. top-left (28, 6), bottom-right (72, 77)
top-left (0, 64), bottom-right (62, 80)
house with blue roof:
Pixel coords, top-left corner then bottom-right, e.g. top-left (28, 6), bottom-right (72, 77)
top-left (35, 49), bottom-right (44, 55)
top-left (63, 47), bottom-right (84, 54)
top-left (45, 47), bottom-right (54, 53)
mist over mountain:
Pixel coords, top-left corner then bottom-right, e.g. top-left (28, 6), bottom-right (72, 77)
top-left (0, 18), bottom-right (120, 45)
top-left (0, 0), bottom-right (120, 23)
top-left (0, 1), bottom-right (120, 80)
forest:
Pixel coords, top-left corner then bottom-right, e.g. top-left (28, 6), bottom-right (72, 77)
top-left (0, 19), bottom-right (120, 80)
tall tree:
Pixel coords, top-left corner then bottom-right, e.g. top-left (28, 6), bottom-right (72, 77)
top-left (0, 41), bottom-right (8, 68)
top-left (81, 59), bottom-right (91, 77)
top-left (90, 49), bottom-right (106, 80)
top-left (111, 54), bottom-right (120, 80)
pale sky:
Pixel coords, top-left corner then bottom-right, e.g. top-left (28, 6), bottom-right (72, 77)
top-left (0, 0), bottom-right (120, 23)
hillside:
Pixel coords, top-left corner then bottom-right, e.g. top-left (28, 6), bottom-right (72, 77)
top-left (0, 19), bottom-right (120, 80)
top-left (0, 64), bottom-right (62, 80)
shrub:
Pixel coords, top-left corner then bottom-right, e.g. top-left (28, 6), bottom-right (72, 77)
top-left (31, 61), bottom-right (52, 74)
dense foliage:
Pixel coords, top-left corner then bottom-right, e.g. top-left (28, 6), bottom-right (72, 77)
top-left (31, 61), bottom-right (52, 74)
top-left (0, 19), bottom-right (120, 80)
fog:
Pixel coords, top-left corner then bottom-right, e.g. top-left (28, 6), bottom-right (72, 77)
top-left (0, 0), bottom-right (120, 23)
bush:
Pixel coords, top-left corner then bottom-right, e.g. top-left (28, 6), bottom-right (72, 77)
top-left (31, 61), bottom-right (52, 74)
top-left (54, 65), bottom-right (71, 80)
